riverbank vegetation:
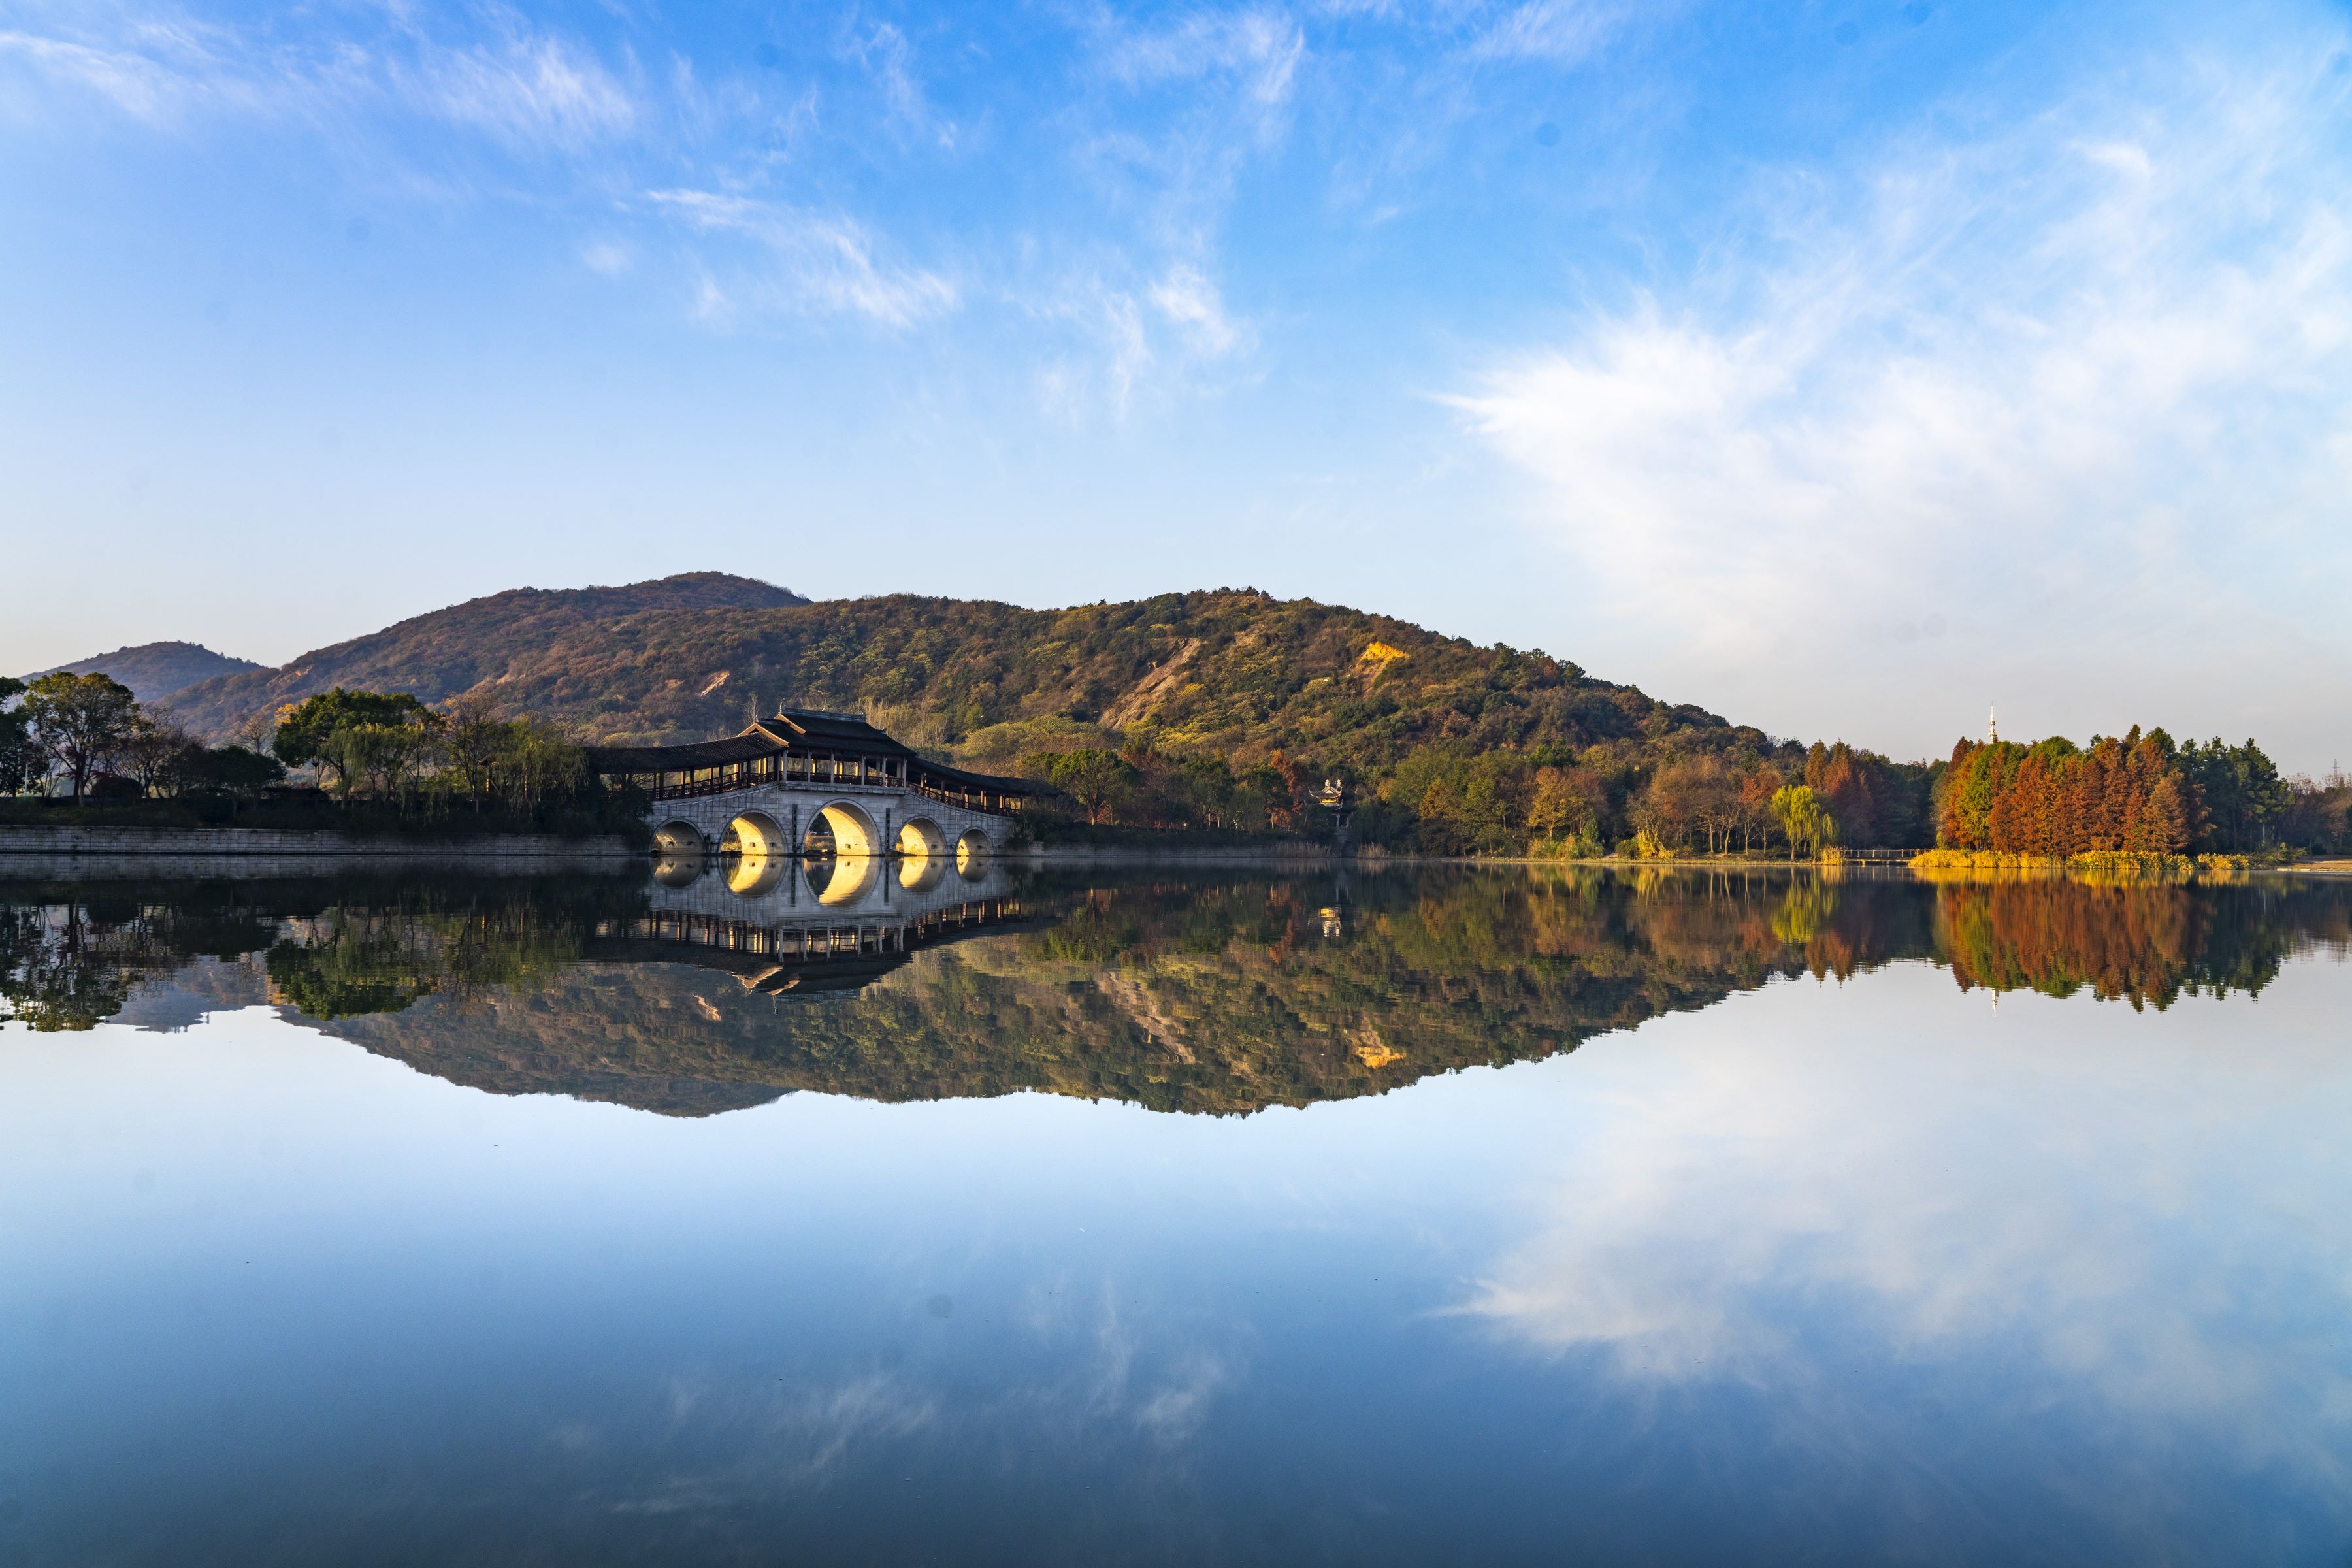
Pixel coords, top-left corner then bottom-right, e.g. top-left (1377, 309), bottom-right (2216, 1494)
top-left (0, 676), bottom-right (643, 841)
top-left (21, 576), bottom-right (2348, 859)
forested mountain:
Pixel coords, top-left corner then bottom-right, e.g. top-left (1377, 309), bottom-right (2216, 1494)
top-left (165, 574), bottom-right (1744, 764)
top-left (31, 641), bottom-right (260, 704)
top-left (140, 572), bottom-right (1950, 849)
top-left (164, 574), bottom-right (807, 739)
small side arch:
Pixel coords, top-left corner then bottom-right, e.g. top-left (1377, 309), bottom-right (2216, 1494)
top-left (653, 820), bottom-right (705, 855)
top-left (897, 816), bottom-right (949, 891)
top-left (955, 828), bottom-right (992, 880)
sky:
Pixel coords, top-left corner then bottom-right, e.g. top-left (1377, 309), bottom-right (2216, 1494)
top-left (1, 0), bottom-right (2347, 770)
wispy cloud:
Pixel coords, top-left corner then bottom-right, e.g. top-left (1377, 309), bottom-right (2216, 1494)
top-left (0, 6), bottom-right (636, 150)
top-left (1099, 7), bottom-right (1306, 116)
top-left (845, 18), bottom-right (956, 150)
top-left (1033, 259), bottom-right (1254, 421)
top-left (402, 30), bottom-right (635, 151)
top-left (1465, 0), bottom-right (1645, 65)
top-left (645, 188), bottom-right (959, 329)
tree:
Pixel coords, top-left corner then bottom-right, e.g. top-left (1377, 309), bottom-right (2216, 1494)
top-left (1527, 767), bottom-right (1588, 843)
top-left (1771, 783), bottom-right (1835, 862)
top-left (441, 695), bottom-right (510, 810)
top-left (1737, 763), bottom-right (1784, 853)
top-left (1042, 749), bottom-right (1134, 826)
top-left (2136, 772), bottom-right (2193, 854)
top-left (119, 717), bottom-right (198, 798)
top-left (0, 677), bottom-right (35, 796)
top-left (273, 688), bottom-right (441, 791)
top-left (181, 745), bottom-right (287, 819)
top-left (22, 672), bottom-right (140, 804)
top-left (327, 723), bottom-right (439, 804)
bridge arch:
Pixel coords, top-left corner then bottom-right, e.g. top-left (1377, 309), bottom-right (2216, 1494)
top-left (727, 810), bottom-right (792, 858)
top-left (896, 815), bottom-right (949, 891)
top-left (727, 849), bottom-right (790, 896)
top-left (803, 800), bottom-right (881, 859)
top-left (804, 800), bottom-right (883, 907)
top-left (652, 851), bottom-right (704, 888)
top-left (955, 828), bottom-right (992, 880)
top-left (653, 820), bottom-right (704, 855)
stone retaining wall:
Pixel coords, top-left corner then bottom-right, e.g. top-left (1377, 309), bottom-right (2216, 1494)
top-left (0, 826), bottom-right (640, 860)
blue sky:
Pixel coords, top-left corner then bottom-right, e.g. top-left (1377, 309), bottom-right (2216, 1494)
top-left (3, 0), bottom-right (2347, 768)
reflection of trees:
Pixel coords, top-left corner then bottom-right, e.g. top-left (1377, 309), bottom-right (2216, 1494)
top-left (1934, 879), bottom-right (2302, 1007)
top-left (7, 869), bottom-right (2351, 1112)
top-left (0, 887), bottom-right (282, 1032)
top-left (264, 899), bottom-right (598, 1019)
top-left (0, 875), bottom-right (644, 1031)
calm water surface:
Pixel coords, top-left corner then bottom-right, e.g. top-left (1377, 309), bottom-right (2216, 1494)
top-left (4, 862), bottom-right (2350, 1565)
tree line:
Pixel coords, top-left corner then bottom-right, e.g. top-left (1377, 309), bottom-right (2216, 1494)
top-left (1016, 723), bottom-right (2349, 860)
top-left (1020, 734), bottom-right (1933, 858)
top-left (0, 675), bottom-right (624, 830)
top-left (1937, 729), bottom-right (2337, 856)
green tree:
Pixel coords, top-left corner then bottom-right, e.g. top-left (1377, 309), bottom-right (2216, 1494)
top-left (274, 688), bottom-right (440, 790)
top-left (1771, 783), bottom-right (1836, 862)
top-left (1041, 749), bottom-right (1135, 826)
top-left (326, 723), bottom-right (439, 804)
top-left (22, 672), bottom-right (140, 803)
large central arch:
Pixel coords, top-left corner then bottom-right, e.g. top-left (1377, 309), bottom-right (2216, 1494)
top-left (726, 849), bottom-right (790, 896)
top-left (804, 800), bottom-right (883, 907)
top-left (802, 800), bottom-right (881, 859)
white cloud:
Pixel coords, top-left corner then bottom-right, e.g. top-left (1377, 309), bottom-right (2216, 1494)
top-left (580, 238), bottom-right (633, 276)
top-left (645, 188), bottom-right (959, 329)
top-left (1450, 34), bottom-right (2352, 759)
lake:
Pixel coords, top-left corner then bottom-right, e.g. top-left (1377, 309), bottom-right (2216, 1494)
top-left (4, 860), bottom-right (2349, 1565)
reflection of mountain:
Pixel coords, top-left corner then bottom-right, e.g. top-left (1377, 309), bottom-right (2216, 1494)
top-left (7, 869), bottom-right (2350, 1117)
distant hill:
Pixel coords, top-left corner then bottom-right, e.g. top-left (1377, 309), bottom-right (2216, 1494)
top-left (167, 576), bottom-right (1749, 769)
top-left (29, 641), bottom-right (263, 704)
top-left (166, 573), bottom-right (809, 739)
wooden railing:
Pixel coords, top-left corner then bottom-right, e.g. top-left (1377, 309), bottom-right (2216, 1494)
top-left (624, 762), bottom-right (1023, 813)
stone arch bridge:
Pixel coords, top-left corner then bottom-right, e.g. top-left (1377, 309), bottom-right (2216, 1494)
top-left (587, 707), bottom-right (1041, 907)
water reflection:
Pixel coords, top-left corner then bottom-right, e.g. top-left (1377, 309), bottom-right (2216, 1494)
top-left (8, 865), bottom-right (2352, 1563)
top-left (4, 867), bottom-right (2347, 1117)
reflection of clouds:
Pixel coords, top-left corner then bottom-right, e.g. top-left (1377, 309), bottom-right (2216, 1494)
top-left (1456, 972), bottom-right (2352, 1488)
top-left (608, 1370), bottom-right (940, 1516)
top-left (604, 1281), bottom-right (1245, 1518)
top-left (1011, 1276), bottom-right (1245, 1450)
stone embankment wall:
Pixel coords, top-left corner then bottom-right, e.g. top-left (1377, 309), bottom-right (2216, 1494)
top-left (1015, 842), bottom-right (1336, 864)
top-left (0, 826), bottom-right (640, 862)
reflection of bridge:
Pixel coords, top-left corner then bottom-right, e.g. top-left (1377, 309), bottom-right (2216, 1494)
top-left (591, 833), bottom-right (1030, 994)
top-left (587, 708), bottom-right (1040, 894)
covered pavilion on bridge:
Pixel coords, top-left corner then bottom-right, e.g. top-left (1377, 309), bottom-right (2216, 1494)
top-left (585, 707), bottom-right (1040, 817)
